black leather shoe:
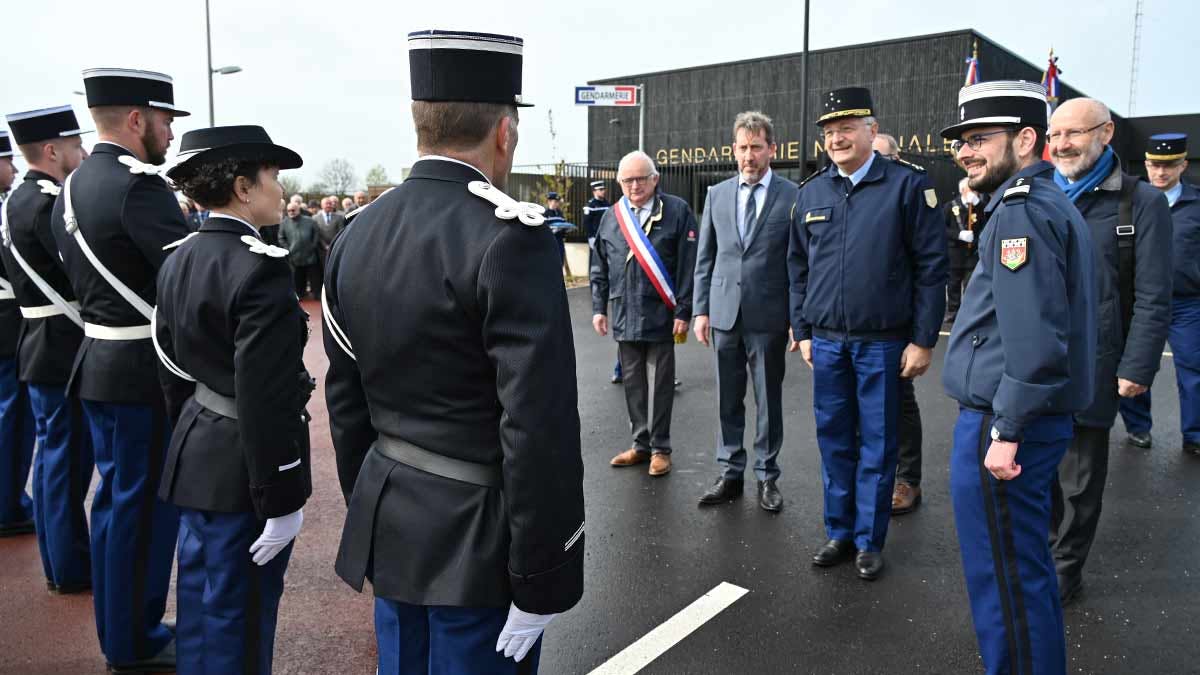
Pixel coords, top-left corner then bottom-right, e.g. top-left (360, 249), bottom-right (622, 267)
top-left (812, 539), bottom-right (855, 567)
top-left (1126, 432), bottom-right (1152, 448)
top-left (49, 580), bottom-right (92, 595)
top-left (1058, 573), bottom-right (1082, 607)
top-left (855, 550), bottom-right (884, 580)
top-left (0, 518), bottom-right (35, 537)
top-left (698, 477), bottom-right (743, 505)
top-left (758, 480), bottom-right (782, 512)
top-left (1184, 442), bottom-right (1200, 457)
top-left (108, 639), bottom-right (176, 674)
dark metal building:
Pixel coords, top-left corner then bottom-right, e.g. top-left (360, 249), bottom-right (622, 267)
top-left (581, 28), bottom-right (1196, 215)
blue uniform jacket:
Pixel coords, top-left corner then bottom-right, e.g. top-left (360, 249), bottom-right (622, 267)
top-left (590, 192), bottom-right (698, 342)
top-left (788, 153), bottom-right (948, 347)
top-left (942, 161), bottom-right (1097, 440)
top-left (1170, 181), bottom-right (1200, 298)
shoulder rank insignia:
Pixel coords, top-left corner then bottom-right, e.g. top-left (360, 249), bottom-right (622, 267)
top-left (162, 231), bottom-right (200, 251)
top-left (240, 234), bottom-right (288, 258)
top-left (798, 169), bottom-right (822, 189)
top-left (467, 180), bottom-right (545, 226)
top-left (36, 180), bottom-right (62, 196)
top-left (1003, 177), bottom-right (1031, 202)
top-left (894, 157), bottom-right (926, 173)
top-left (118, 155), bottom-right (163, 176)
top-left (1000, 237), bottom-right (1028, 271)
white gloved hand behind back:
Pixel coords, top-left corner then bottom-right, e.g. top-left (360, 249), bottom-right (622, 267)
top-left (249, 508), bottom-right (303, 566)
top-left (495, 603), bottom-right (557, 662)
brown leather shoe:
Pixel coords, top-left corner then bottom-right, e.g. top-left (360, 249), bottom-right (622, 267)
top-left (610, 448), bottom-right (651, 467)
top-left (648, 453), bottom-right (671, 476)
top-left (891, 482), bottom-right (921, 515)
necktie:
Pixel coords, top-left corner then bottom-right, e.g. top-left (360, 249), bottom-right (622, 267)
top-left (740, 183), bottom-right (760, 242)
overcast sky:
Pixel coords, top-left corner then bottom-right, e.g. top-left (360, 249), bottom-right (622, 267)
top-left (6, 0), bottom-right (1196, 190)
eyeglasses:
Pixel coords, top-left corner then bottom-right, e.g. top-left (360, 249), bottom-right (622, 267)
top-left (1046, 122), bottom-right (1107, 144)
top-left (951, 129), bottom-right (1011, 154)
top-left (618, 175), bottom-right (655, 186)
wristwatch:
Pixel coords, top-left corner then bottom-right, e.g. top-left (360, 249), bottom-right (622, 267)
top-left (990, 427), bottom-right (1018, 443)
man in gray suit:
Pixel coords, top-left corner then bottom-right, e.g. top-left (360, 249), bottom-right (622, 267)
top-left (694, 111), bottom-right (800, 512)
top-left (315, 195), bottom-right (347, 269)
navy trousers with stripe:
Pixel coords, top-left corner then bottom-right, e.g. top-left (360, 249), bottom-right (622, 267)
top-left (29, 383), bottom-right (93, 587)
top-left (82, 400), bottom-right (179, 664)
top-left (176, 508), bottom-right (292, 675)
top-left (951, 408), bottom-right (1070, 675)
top-left (0, 357), bottom-right (34, 527)
top-left (374, 598), bottom-right (541, 675)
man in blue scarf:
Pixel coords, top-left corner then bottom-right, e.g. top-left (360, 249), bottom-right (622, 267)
top-left (1045, 98), bottom-right (1173, 607)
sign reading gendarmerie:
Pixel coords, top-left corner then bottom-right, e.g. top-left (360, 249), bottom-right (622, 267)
top-left (653, 133), bottom-right (959, 166)
top-left (575, 85), bottom-right (639, 107)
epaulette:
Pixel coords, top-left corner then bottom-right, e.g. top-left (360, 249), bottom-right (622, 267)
top-left (467, 181), bottom-right (545, 226)
top-left (798, 168), bottom-right (823, 189)
top-left (893, 157), bottom-right (926, 173)
top-left (1002, 177), bottom-right (1032, 203)
top-left (240, 235), bottom-right (288, 258)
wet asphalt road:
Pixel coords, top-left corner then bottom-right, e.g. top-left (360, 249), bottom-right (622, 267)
top-left (2, 287), bottom-right (1198, 674)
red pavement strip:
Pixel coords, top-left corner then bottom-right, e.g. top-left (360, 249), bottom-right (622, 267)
top-left (0, 300), bottom-right (377, 675)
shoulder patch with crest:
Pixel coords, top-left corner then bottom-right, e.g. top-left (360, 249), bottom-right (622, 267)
top-left (241, 235), bottom-right (288, 258)
top-left (1000, 237), bottom-right (1028, 271)
top-left (468, 181), bottom-right (545, 226)
top-left (924, 188), bottom-right (938, 208)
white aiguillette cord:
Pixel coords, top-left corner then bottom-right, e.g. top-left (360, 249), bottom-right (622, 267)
top-left (467, 181), bottom-right (546, 226)
top-left (1, 193), bottom-right (83, 327)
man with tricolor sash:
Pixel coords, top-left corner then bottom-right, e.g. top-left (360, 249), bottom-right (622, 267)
top-left (591, 150), bottom-right (697, 478)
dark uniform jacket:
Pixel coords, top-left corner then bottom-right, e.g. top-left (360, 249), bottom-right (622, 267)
top-left (590, 191), bottom-right (698, 342)
top-left (944, 195), bottom-right (990, 270)
top-left (1, 171), bottom-right (83, 384)
top-left (323, 158), bottom-right (585, 615)
top-left (51, 142), bottom-right (191, 404)
top-left (789, 153), bottom-right (949, 348)
top-left (1170, 181), bottom-right (1200, 299)
top-left (0, 201), bottom-right (18, 359)
top-left (155, 216), bottom-right (312, 519)
top-left (583, 197), bottom-right (609, 240)
top-left (943, 162), bottom-right (1097, 441)
top-left (1036, 158), bottom-right (1172, 428)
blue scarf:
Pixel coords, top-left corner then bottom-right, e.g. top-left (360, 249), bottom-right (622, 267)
top-left (1053, 146), bottom-right (1115, 203)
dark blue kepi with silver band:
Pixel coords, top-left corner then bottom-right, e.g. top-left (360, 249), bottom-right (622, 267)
top-left (941, 80), bottom-right (1096, 675)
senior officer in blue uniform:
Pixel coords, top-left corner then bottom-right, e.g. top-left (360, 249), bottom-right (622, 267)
top-left (323, 31), bottom-right (585, 674)
top-left (155, 125), bottom-right (312, 675)
top-left (1045, 98), bottom-right (1173, 607)
top-left (593, 150), bottom-right (698, 477)
top-left (1117, 133), bottom-right (1200, 455)
top-left (788, 87), bottom-right (947, 580)
top-left (0, 129), bottom-right (37, 539)
top-left (942, 80), bottom-right (1096, 675)
top-left (50, 68), bottom-right (191, 674)
top-left (694, 110), bottom-right (799, 511)
top-left (1, 106), bottom-right (93, 594)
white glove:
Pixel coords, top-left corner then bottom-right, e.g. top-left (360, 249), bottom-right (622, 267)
top-left (495, 603), bottom-right (557, 662)
top-left (958, 230), bottom-right (975, 244)
top-left (249, 508), bottom-right (303, 566)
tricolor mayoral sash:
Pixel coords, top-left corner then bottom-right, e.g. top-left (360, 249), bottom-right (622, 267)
top-left (613, 196), bottom-right (675, 310)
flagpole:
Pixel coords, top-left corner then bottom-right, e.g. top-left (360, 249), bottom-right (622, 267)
top-left (798, 0), bottom-right (810, 172)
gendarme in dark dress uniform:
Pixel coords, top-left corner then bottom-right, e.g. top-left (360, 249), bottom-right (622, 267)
top-left (49, 67), bottom-right (191, 672)
top-left (941, 81), bottom-right (1096, 675)
top-left (322, 30), bottom-right (584, 674)
top-left (156, 125), bottom-right (312, 675)
top-left (0, 105), bottom-right (93, 592)
top-left (0, 129), bottom-right (36, 538)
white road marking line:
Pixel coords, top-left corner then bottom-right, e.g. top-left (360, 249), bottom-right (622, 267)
top-left (937, 331), bottom-right (1174, 358)
top-left (587, 582), bottom-right (749, 675)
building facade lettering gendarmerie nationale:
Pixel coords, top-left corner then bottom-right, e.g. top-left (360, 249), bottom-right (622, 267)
top-left (587, 29), bottom-right (1200, 208)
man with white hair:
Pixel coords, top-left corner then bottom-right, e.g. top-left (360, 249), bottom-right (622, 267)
top-left (591, 150), bottom-right (697, 478)
top-left (1046, 97), bottom-right (1173, 606)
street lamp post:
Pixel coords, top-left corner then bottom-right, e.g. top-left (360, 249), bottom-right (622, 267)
top-left (205, 0), bottom-right (242, 127)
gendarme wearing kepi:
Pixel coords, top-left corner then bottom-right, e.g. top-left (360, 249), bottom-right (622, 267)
top-left (49, 66), bottom-right (192, 673)
top-left (323, 28), bottom-right (583, 675)
top-left (940, 79), bottom-right (1097, 675)
top-left (1, 104), bottom-right (93, 600)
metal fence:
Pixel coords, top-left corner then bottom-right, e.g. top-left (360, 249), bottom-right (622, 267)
top-left (509, 151), bottom-right (963, 243)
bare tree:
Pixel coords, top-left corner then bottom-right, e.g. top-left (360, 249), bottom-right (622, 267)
top-left (278, 173), bottom-right (303, 197)
top-left (318, 158), bottom-right (358, 196)
top-left (364, 164), bottom-right (390, 187)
